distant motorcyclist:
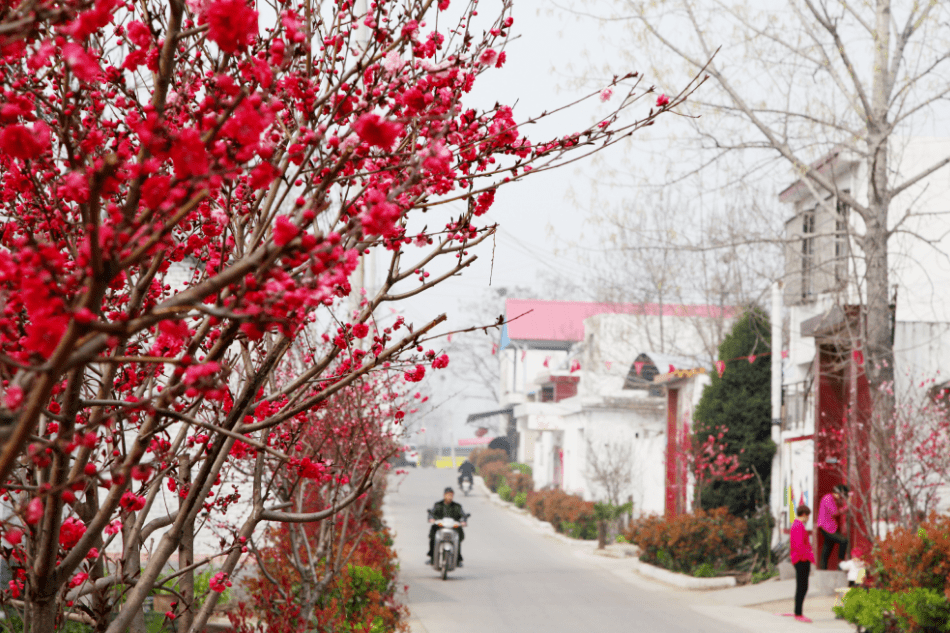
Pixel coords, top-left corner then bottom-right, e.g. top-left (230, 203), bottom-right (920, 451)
top-left (428, 487), bottom-right (467, 566)
top-left (458, 459), bottom-right (476, 488)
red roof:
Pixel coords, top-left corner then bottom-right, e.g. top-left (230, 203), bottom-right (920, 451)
top-left (504, 299), bottom-right (737, 343)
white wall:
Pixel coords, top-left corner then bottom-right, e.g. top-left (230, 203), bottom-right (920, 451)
top-left (558, 399), bottom-right (666, 514)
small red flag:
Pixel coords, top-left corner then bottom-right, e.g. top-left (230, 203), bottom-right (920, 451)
top-left (634, 361), bottom-right (645, 376)
top-left (716, 360), bottom-right (725, 377)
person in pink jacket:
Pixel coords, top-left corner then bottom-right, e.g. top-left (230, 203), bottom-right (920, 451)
top-left (786, 504), bottom-right (816, 623)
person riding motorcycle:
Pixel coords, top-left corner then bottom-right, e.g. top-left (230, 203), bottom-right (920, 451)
top-left (457, 459), bottom-right (476, 489)
top-left (427, 487), bottom-right (467, 566)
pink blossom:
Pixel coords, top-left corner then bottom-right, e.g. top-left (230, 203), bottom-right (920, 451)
top-left (5, 386), bottom-right (23, 411)
top-left (479, 49), bottom-right (498, 66)
top-left (104, 519), bottom-right (122, 535)
top-left (63, 43), bottom-right (102, 82)
top-left (404, 364), bottom-right (426, 382)
top-left (206, 0), bottom-right (258, 54)
top-left (59, 517), bottom-right (87, 548)
top-left (120, 491), bottom-right (146, 512)
top-left (0, 122), bottom-right (50, 160)
top-left (656, 93), bottom-right (670, 107)
top-left (352, 113), bottom-right (403, 150)
top-left (273, 216), bottom-right (299, 247)
top-left (209, 571), bottom-right (231, 592)
top-left (4, 529), bottom-right (22, 545)
top-left (600, 87), bottom-right (613, 102)
top-left (352, 323), bottom-right (369, 338)
top-left (383, 51), bottom-right (404, 73)
top-left (69, 573), bottom-right (89, 588)
top-left (24, 498), bottom-right (43, 524)
top-left (432, 354), bottom-right (449, 369)
top-left (182, 362), bottom-right (221, 386)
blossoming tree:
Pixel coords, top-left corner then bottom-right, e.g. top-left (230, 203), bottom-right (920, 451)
top-left (0, 0), bottom-right (704, 630)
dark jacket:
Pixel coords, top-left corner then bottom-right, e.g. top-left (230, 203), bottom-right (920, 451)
top-left (458, 462), bottom-right (476, 477)
top-left (431, 499), bottom-right (466, 522)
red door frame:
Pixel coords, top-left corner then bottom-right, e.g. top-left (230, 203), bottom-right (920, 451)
top-left (665, 388), bottom-right (681, 518)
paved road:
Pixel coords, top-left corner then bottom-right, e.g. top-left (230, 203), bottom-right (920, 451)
top-left (384, 468), bottom-right (742, 633)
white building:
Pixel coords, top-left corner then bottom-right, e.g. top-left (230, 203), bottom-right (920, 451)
top-left (774, 138), bottom-right (950, 557)
top-left (496, 299), bottom-right (731, 516)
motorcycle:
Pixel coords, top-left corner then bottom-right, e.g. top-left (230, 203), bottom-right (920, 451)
top-left (428, 510), bottom-right (469, 580)
top-left (458, 476), bottom-right (473, 496)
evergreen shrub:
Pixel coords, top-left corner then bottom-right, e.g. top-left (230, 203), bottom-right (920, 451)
top-left (625, 508), bottom-right (748, 575)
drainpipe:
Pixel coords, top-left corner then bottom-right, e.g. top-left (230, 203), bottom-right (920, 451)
top-left (771, 281), bottom-right (784, 545)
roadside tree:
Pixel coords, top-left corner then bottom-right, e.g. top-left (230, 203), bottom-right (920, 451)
top-left (692, 310), bottom-right (773, 516)
top-left (0, 0), bottom-right (706, 630)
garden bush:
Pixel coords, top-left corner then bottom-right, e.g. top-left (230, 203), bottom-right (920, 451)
top-left (471, 448), bottom-right (509, 471)
top-left (625, 508), bottom-right (748, 575)
top-left (514, 492), bottom-right (527, 508)
top-left (834, 587), bottom-right (950, 633)
top-left (524, 489), bottom-right (596, 539)
top-left (865, 513), bottom-right (950, 596)
top-left (497, 483), bottom-right (512, 502)
top-left (479, 462), bottom-right (510, 492)
top-left (505, 472), bottom-right (534, 495)
top-left (509, 463), bottom-right (533, 476)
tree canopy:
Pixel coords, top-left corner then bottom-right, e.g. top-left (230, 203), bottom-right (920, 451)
top-left (693, 308), bottom-right (775, 516)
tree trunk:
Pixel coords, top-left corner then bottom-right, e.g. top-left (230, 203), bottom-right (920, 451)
top-left (122, 516), bottom-right (147, 633)
top-left (178, 455), bottom-right (195, 633)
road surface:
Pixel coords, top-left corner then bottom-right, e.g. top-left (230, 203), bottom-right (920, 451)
top-left (384, 467), bottom-right (742, 633)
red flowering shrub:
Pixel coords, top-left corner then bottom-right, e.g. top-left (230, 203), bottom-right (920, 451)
top-left (524, 489), bottom-right (596, 539)
top-left (866, 513), bottom-right (950, 598)
top-left (505, 472), bottom-right (534, 495)
top-left (472, 448), bottom-right (509, 471)
top-left (479, 462), bottom-right (510, 492)
top-left (626, 508), bottom-right (748, 574)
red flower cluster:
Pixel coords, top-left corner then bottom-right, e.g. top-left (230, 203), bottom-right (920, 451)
top-left (59, 518), bottom-right (87, 549)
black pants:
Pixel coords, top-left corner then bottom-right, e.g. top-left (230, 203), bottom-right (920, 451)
top-left (428, 526), bottom-right (463, 561)
top-left (794, 561), bottom-right (810, 616)
top-left (819, 528), bottom-right (848, 570)
top-left (458, 474), bottom-right (473, 486)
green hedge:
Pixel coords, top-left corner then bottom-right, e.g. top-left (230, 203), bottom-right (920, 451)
top-left (834, 587), bottom-right (950, 633)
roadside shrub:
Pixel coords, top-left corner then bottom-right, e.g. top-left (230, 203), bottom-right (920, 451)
top-left (561, 521), bottom-right (597, 540)
top-left (509, 462), bottom-right (532, 476)
top-left (505, 472), bottom-right (534, 495)
top-left (626, 508), bottom-right (748, 575)
top-left (472, 448), bottom-right (508, 471)
top-left (514, 492), bottom-right (527, 508)
top-left (692, 562), bottom-right (717, 578)
top-left (524, 489), bottom-right (596, 539)
top-left (497, 483), bottom-right (512, 502)
top-left (834, 587), bottom-right (950, 633)
top-left (866, 513), bottom-right (950, 596)
top-left (479, 462), bottom-right (509, 492)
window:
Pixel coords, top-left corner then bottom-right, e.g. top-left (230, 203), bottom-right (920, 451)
top-left (541, 385), bottom-right (554, 402)
top-left (801, 210), bottom-right (815, 300)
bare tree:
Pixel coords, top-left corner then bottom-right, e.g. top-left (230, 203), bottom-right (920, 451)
top-left (585, 436), bottom-right (634, 506)
top-left (581, 0), bottom-right (950, 412)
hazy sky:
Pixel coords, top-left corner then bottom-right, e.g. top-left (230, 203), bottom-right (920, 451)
top-left (388, 4), bottom-right (661, 444)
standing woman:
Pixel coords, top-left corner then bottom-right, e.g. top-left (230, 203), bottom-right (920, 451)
top-left (786, 504), bottom-right (816, 623)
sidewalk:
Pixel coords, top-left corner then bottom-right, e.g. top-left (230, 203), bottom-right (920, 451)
top-left (478, 477), bottom-right (854, 632)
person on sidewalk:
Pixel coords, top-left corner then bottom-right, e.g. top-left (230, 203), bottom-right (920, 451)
top-left (817, 484), bottom-right (850, 570)
top-left (785, 504), bottom-right (816, 624)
